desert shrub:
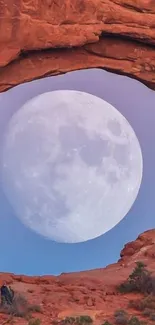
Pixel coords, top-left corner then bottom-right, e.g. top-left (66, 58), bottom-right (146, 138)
top-left (128, 316), bottom-right (146, 325)
top-left (61, 316), bottom-right (93, 325)
top-left (118, 261), bottom-right (155, 294)
top-left (114, 310), bottom-right (129, 325)
top-left (0, 304), bottom-right (24, 317)
top-left (129, 262), bottom-right (146, 279)
top-left (61, 317), bottom-right (76, 324)
top-left (142, 308), bottom-right (152, 316)
top-left (118, 262), bottom-right (146, 293)
top-left (14, 293), bottom-right (28, 304)
top-left (28, 304), bottom-right (42, 313)
top-left (118, 282), bottom-right (136, 293)
top-left (114, 310), bottom-right (128, 318)
top-left (129, 299), bottom-right (145, 311)
top-left (0, 293), bottom-right (29, 317)
top-left (0, 292), bottom-right (41, 318)
top-left (78, 316), bottom-right (93, 324)
top-left (62, 317), bottom-right (76, 324)
top-left (128, 300), bottom-right (141, 310)
top-left (28, 319), bottom-right (41, 325)
top-left (130, 295), bottom-right (155, 312)
top-left (102, 322), bottom-right (112, 325)
top-left (140, 295), bottom-right (155, 309)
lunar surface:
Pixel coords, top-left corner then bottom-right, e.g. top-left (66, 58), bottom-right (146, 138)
top-left (1, 90), bottom-right (143, 243)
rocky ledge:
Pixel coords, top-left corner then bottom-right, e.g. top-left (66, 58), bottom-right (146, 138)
top-left (0, 229), bottom-right (155, 324)
top-left (0, 0), bottom-right (155, 92)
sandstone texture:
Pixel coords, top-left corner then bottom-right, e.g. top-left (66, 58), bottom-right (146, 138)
top-left (0, 0), bottom-right (155, 92)
top-left (1, 229), bottom-right (155, 324)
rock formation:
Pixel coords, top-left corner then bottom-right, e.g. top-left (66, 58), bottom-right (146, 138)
top-left (0, 0), bottom-right (155, 92)
top-left (0, 229), bottom-right (155, 324)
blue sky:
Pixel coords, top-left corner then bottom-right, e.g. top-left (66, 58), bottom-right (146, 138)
top-left (0, 68), bottom-right (154, 276)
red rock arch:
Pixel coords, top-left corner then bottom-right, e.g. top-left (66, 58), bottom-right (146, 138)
top-left (0, 0), bottom-right (155, 92)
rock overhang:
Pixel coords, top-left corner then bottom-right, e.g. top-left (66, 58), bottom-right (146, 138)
top-left (0, 0), bottom-right (155, 92)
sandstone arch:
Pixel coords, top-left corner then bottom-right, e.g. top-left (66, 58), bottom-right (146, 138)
top-left (0, 0), bottom-right (155, 92)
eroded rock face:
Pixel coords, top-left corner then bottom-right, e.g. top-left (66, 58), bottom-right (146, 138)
top-left (1, 229), bottom-right (155, 324)
top-left (0, 0), bottom-right (155, 92)
top-left (120, 229), bottom-right (155, 262)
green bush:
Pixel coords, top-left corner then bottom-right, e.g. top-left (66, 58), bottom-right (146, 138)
top-left (129, 295), bottom-right (155, 311)
top-left (114, 310), bottom-right (128, 317)
top-left (129, 299), bottom-right (143, 311)
top-left (140, 295), bottom-right (155, 309)
top-left (114, 310), bottom-right (129, 325)
top-left (117, 261), bottom-right (155, 294)
top-left (129, 262), bottom-right (146, 280)
top-left (128, 317), bottom-right (146, 325)
top-left (62, 317), bottom-right (76, 324)
top-left (128, 317), bottom-right (142, 325)
top-left (142, 308), bottom-right (152, 316)
top-left (61, 316), bottom-right (93, 324)
top-left (78, 316), bottom-right (93, 324)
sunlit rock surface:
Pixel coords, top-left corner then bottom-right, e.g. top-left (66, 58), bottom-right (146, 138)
top-left (0, 229), bottom-right (155, 324)
top-left (0, 0), bottom-right (155, 91)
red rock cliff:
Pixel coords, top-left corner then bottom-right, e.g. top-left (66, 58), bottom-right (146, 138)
top-left (0, 0), bottom-right (155, 92)
top-left (0, 229), bottom-right (155, 324)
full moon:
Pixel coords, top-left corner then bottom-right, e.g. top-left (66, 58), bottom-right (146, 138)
top-left (1, 90), bottom-right (143, 243)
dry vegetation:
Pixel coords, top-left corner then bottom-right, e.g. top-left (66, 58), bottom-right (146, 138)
top-left (0, 292), bottom-right (42, 325)
top-left (2, 262), bottom-right (155, 325)
top-left (117, 262), bottom-right (155, 295)
top-left (52, 316), bottom-right (93, 325)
